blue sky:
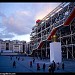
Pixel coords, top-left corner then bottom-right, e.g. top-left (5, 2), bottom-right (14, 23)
top-left (0, 2), bottom-right (61, 42)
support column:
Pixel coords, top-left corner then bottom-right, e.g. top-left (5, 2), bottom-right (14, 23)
top-left (71, 33), bottom-right (74, 59)
top-left (67, 48), bottom-right (68, 59)
top-left (66, 40), bottom-right (68, 59)
top-left (41, 48), bottom-right (42, 58)
top-left (70, 24), bottom-right (74, 59)
top-left (72, 45), bottom-right (74, 59)
top-left (46, 41), bottom-right (47, 58)
top-left (60, 31), bottom-right (61, 42)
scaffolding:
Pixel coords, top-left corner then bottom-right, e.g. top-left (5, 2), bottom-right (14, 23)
top-left (30, 2), bottom-right (75, 59)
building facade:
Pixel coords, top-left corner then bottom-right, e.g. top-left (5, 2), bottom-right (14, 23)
top-left (30, 2), bottom-right (75, 59)
top-left (26, 42), bottom-right (32, 54)
top-left (0, 39), bottom-right (26, 53)
top-left (0, 40), bottom-right (6, 52)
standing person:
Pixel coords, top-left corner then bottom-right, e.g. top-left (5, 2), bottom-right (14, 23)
top-left (30, 61), bottom-right (32, 67)
top-left (37, 63), bottom-right (40, 70)
top-left (62, 62), bottom-right (64, 70)
top-left (51, 63), bottom-right (54, 73)
top-left (18, 57), bottom-right (20, 61)
top-left (16, 56), bottom-right (17, 59)
top-left (51, 60), bottom-right (56, 73)
top-left (43, 63), bottom-right (46, 71)
top-left (52, 60), bottom-right (56, 71)
top-left (48, 64), bottom-right (52, 73)
top-left (33, 58), bottom-right (35, 63)
top-left (22, 58), bottom-right (24, 61)
top-left (13, 61), bottom-right (16, 68)
top-left (10, 56), bottom-right (12, 60)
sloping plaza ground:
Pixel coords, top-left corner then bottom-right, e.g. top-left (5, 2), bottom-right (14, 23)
top-left (0, 55), bottom-right (75, 73)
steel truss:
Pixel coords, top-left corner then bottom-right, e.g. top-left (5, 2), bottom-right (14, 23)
top-left (57, 18), bottom-right (75, 59)
top-left (30, 2), bottom-right (75, 60)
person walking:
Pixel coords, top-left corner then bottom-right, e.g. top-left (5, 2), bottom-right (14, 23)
top-left (43, 63), bottom-right (46, 71)
top-left (30, 61), bottom-right (32, 67)
top-left (16, 56), bottom-right (17, 59)
top-left (10, 56), bottom-right (12, 60)
top-left (18, 57), bottom-right (20, 61)
top-left (50, 60), bottom-right (56, 73)
top-left (48, 64), bottom-right (52, 73)
top-left (37, 63), bottom-right (40, 70)
top-left (33, 58), bottom-right (35, 63)
top-left (13, 61), bottom-right (16, 68)
top-left (22, 58), bottom-right (24, 61)
top-left (52, 60), bottom-right (56, 71)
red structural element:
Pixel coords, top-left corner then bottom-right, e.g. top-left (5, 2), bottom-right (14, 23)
top-left (47, 28), bottom-right (57, 40)
top-left (37, 7), bottom-right (75, 49)
top-left (38, 41), bottom-right (44, 49)
top-left (37, 28), bottom-right (57, 49)
top-left (36, 19), bottom-right (41, 23)
top-left (64, 7), bottom-right (75, 26)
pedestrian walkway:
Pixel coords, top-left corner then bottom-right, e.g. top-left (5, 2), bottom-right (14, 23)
top-left (0, 56), bottom-right (75, 73)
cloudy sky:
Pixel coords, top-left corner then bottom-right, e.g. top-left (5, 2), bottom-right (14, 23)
top-left (0, 2), bottom-right (61, 42)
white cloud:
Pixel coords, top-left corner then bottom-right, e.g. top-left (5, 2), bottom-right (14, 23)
top-left (0, 3), bottom-right (61, 42)
top-left (12, 34), bottom-right (30, 42)
top-left (2, 10), bottom-right (34, 35)
top-left (16, 10), bottom-right (31, 16)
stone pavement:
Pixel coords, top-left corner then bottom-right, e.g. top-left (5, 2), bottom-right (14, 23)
top-left (0, 55), bottom-right (75, 73)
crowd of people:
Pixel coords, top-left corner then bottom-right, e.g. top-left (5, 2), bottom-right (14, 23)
top-left (10, 56), bottom-right (24, 68)
top-left (29, 58), bottom-right (65, 73)
top-left (10, 56), bottom-right (65, 73)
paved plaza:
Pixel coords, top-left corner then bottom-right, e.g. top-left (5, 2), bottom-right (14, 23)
top-left (0, 55), bottom-right (75, 73)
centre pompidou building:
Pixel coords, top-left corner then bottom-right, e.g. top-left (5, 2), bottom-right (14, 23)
top-left (30, 2), bottom-right (75, 60)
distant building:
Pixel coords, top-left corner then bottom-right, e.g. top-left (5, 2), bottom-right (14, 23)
top-left (5, 40), bottom-right (13, 50)
top-left (12, 40), bottom-right (26, 53)
top-left (26, 42), bottom-right (31, 54)
top-left (13, 44), bottom-right (22, 53)
top-left (0, 40), bottom-right (6, 52)
top-left (0, 39), bottom-right (26, 53)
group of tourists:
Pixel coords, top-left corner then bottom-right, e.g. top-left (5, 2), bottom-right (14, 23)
top-left (29, 58), bottom-right (46, 71)
top-left (13, 60), bottom-right (16, 68)
top-left (10, 56), bottom-right (25, 68)
top-left (29, 58), bottom-right (65, 73)
top-left (30, 57), bottom-right (35, 68)
top-left (48, 60), bottom-right (64, 73)
top-left (48, 60), bottom-right (56, 73)
top-left (10, 56), bottom-right (65, 73)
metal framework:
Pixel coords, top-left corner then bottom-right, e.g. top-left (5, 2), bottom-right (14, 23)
top-left (57, 18), bottom-right (75, 59)
top-left (30, 2), bottom-right (75, 59)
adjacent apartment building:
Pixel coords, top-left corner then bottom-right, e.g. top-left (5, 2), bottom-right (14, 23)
top-left (0, 39), bottom-right (27, 53)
